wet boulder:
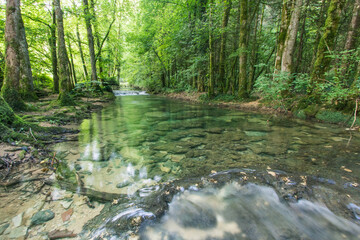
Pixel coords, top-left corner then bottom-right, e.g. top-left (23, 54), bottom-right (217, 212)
top-left (30, 210), bottom-right (55, 226)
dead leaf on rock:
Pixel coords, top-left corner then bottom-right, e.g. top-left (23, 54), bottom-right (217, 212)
top-left (61, 208), bottom-right (73, 222)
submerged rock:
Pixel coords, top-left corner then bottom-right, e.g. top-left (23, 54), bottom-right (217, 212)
top-left (30, 210), bottom-right (55, 226)
top-left (8, 226), bottom-right (27, 239)
top-left (0, 223), bottom-right (9, 235)
top-left (12, 212), bottom-right (23, 228)
top-left (116, 181), bottom-right (131, 188)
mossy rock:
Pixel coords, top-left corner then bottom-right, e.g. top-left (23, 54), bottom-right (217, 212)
top-left (303, 104), bottom-right (321, 118)
top-left (293, 110), bottom-right (306, 120)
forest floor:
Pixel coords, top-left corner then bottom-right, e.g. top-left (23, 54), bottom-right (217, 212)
top-left (0, 91), bottom-right (115, 181)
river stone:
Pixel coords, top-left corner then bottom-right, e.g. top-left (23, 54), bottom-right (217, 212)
top-left (244, 131), bottom-right (267, 137)
top-left (116, 181), bottom-right (131, 188)
top-left (0, 223), bottom-right (9, 235)
top-left (12, 212), bottom-right (23, 227)
top-left (30, 210), bottom-right (55, 226)
top-left (60, 200), bottom-right (73, 209)
top-left (8, 226), bottom-right (27, 239)
top-left (74, 164), bottom-right (82, 171)
top-left (205, 127), bottom-right (224, 134)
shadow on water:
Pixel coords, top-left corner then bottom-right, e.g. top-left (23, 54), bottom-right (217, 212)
top-left (53, 92), bottom-right (360, 239)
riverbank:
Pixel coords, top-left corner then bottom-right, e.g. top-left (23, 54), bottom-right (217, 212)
top-left (160, 91), bottom-right (360, 129)
top-left (0, 91), bottom-right (115, 179)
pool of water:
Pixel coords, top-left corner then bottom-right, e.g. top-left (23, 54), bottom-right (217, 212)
top-left (50, 93), bottom-right (360, 238)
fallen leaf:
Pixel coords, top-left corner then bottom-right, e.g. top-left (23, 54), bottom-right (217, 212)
top-left (267, 171), bottom-right (276, 177)
top-left (61, 208), bottom-right (73, 222)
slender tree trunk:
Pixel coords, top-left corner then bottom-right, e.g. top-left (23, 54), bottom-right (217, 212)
top-left (248, 2), bottom-right (262, 93)
top-left (50, 3), bottom-right (59, 93)
top-left (208, 0), bottom-right (215, 97)
top-left (83, 0), bottom-right (97, 82)
top-left (0, 50), bottom-right (4, 90)
top-left (238, 0), bottom-right (248, 98)
top-left (1, 0), bottom-right (26, 110)
top-left (18, 16), bottom-right (35, 100)
top-left (67, 36), bottom-right (77, 85)
top-left (294, 0), bottom-right (310, 73)
top-left (274, 0), bottom-right (292, 73)
top-left (311, 0), bottom-right (328, 67)
top-left (219, 0), bottom-right (232, 93)
top-left (310, 0), bottom-right (346, 88)
top-left (76, 24), bottom-right (88, 80)
top-left (342, 0), bottom-right (360, 79)
top-left (90, 0), bottom-right (103, 78)
top-left (54, 0), bottom-right (73, 104)
top-left (281, 0), bottom-right (303, 73)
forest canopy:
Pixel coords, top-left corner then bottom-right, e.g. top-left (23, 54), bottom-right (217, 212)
top-left (0, 0), bottom-right (359, 113)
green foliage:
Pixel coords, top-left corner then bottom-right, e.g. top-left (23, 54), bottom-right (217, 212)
top-left (33, 73), bottom-right (53, 90)
top-left (254, 72), bottom-right (292, 102)
top-left (315, 109), bottom-right (355, 125)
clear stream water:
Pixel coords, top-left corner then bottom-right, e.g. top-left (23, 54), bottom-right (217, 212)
top-left (53, 91), bottom-right (360, 239)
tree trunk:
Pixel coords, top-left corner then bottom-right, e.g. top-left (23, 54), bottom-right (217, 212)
top-left (208, 0), bottom-right (215, 97)
top-left (1, 0), bottom-right (26, 110)
top-left (76, 24), bottom-right (88, 81)
top-left (345, 0), bottom-right (360, 51)
top-left (311, 0), bottom-right (328, 67)
top-left (54, 0), bottom-right (73, 104)
top-left (310, 0), bottom-right (346, 87)
top-left (238, 0), bottom-right (248, 98)
top-left (18, 15), bottom-right (35, 100)
top-left (294, 0), bottom-right (310, 73)
top-left (219, 0), bottom-right (232, 93)
top-left (50, 3), bottom-right (59, 93)
top-left (281, 0), bottom-right (302, 73)
top-left (83, 0), bottom-right (98, 82)
top-left (342, 0), bottom-right (360, 79)
top-left (274, 0), bottom-right (292, 73)
top-left (67, 36), bottom-right (77, 85)
top-left (90, 0), bottom-right (103, 78)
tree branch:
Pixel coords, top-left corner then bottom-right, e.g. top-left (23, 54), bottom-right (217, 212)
top-left (95, 18), bottom-right (116, 63)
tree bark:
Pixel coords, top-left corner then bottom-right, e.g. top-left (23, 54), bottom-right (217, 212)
top-left (219, 0), bottom-right (232, 93)
top-left (238, 0), bottom-right (248, 98)
top-left (310, 0), bottom-right (346, 87)
top-left (281, 0), bottom-right (302, 73)
top-left (54, 0), bottom-right (73, 103)
top-left (67, 36), bottom-right (77, 85)
top-left (83, 0), bottom-right (98, 82)
top-left (76, 24), bottom-right (89, 81)
top-left (18, 15), bottom-right (35, 100)
top-left (274, 0), bottom-right (293, 73)
top-left (344, 0), bottom-right (360, 51)
top-left (90, 0), bottom-right (103, 78)
top-left (208, 0), bottom-right (215, 97)
top-left (50, 3), bottom-right (59, 93)
top-left (1, 0), bottom-right (26, 110)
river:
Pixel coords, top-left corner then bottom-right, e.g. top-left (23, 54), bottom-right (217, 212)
top-left (2, 91), bottom-right (360, 239)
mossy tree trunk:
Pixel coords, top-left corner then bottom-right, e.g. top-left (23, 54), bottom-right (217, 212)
top-left (342, 0), bottom-right (360, 79)
top-left (50, 2), bottom-right (59, 93)
top-left (1, 0), bottom-right (26, 110)
top-left (18, 15), bottom-right (35, 100)
top-left (310, 0), bottom-right (346, 90)
top-left (238, 0), bottom-right (249, 98)
top-left (281, 0), bottom-right (302, 73)
top-left (90, 0), bottom-right (103, 80)
top-left (54, 0), bottom-right (73, 104)
top-left (219, 0), bottom-right (232, 93)
top-left (274, 0), bottom-right (292, 73)
top-left (83, 0), bottom-right (98, 82)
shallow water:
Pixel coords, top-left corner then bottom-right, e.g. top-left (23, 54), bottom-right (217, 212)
top-left (51, 92), bottom-right (360, 238)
